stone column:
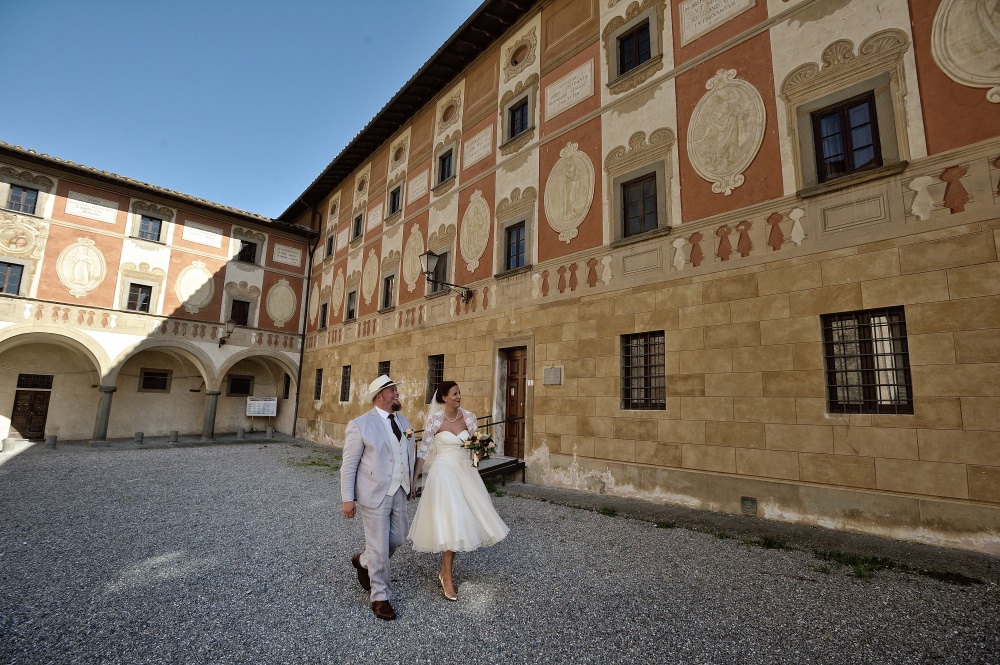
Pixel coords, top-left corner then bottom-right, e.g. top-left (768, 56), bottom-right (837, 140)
top-left (201, 390), bottom-right (222, 442)
top-left (91, 385), bottom-right (117, 443)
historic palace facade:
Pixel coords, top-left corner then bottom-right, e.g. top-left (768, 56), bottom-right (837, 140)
top-left (0, 143), bottom-right (313, 443)
top-left (283, 0), bottom-right (1000, 553)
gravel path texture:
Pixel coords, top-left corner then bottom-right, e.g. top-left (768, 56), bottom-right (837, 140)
top-left (0, 442), bottom-right (997, 664)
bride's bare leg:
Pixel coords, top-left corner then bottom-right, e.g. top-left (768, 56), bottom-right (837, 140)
top-left (440, 550), bottom-right (456, 595)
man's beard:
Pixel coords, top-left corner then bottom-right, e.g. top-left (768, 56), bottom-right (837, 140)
top-left (391, 400), bottom-right (402, 412)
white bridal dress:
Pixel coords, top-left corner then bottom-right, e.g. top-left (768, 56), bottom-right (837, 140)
top-left (408, 429), bottom-right (509, 552)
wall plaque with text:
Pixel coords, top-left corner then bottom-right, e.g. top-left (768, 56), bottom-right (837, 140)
top-left (65, 191), bottom-right (118, 224)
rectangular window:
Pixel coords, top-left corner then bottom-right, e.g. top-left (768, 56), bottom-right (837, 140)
top-left (228, 375), bottom-right (254, 397)
top-left (6, 185), bottom-right (38, 215)
top-left (381, 274), bottom-right (395, 309)
top-left (388, 186), bottom-right (402, 216)
top-left (812, 92), bottom-right (881, 183)
top-left (282, 373), bottom-right (291, 399)
top-left (378, 360), bottom-right (391, 377)
top-left (339, 365), bottom-right (351, 402)
top-left (0, 261), bottom-right (24, 295)
top-left (17, 374), bottom-right (53, 390)
top-left (509, 98), bottom-right (529, 140)
top-left (137, 215), bottom-right (162, 242)
top-left (438, 150), bottom-right (454, 184)
top-left (345, 291), bottom-right (357, 321)
top-left (230, 298), bottom-right (250, 326)
top-left (504, 222), bottom-right (526, 271)
top-left (618, 21), bottom-right (651, 76)
top-left (822, 307), bottom-right (912, 414)
top-left (325, 235), bottom-right (335, 257)
top-left (236, 240), bottom-right (258, 264)
top-left (352, 214), bottom-right (364, 240)
top-left (622, 173), bottom-right (658, 238)
top-left (314, 368), bottom-right (323, 400)
top-left (426, 354), bottom-right (444, 403)
top-left (429, 251), bottom-right (449, 293)
top-left (621, 331), bottom-right (665, 410)
top-left (318, 303), bottom-right (328, 329)
top-left (126, 283), bottom-right (152, 312)
top-left (138, 369), bottom-right (172, 393)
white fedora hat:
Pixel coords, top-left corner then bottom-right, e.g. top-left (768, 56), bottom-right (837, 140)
top-left (367, 374), bottom-right (398, 401)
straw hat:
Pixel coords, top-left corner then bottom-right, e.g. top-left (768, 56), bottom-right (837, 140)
top-left (367, 374), bottom-right (397, 401)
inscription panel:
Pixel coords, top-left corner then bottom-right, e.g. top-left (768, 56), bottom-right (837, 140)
top-left (65, 191), bottom-right (118, 224)
top-left (680, 0), bottom-right (755, 45)
top-left (407, 170), bottom-right (429, 204)
top-left (464, 126), bottom-right (494, 168)
top-left (545, 60), bottom-right (594, 120)
top-left (272, 243), bottom-right (303, 267)
top-left (182, 221), bottom-right (224, 247)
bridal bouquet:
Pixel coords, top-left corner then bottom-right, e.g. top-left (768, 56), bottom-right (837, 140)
top-left (463, 428), bottom-right (497, 467)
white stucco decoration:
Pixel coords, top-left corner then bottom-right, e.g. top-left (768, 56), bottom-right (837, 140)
top-left (543, 143), bottom-right (595, 243)
top-left (531, 273), bottom-right (542, 298)
top-left (361, 249), bottom-right (379, 305)
top-left (309, 283), bottom-right (320, 324)
top-left (789, 208), bottom-right (806, 246)
top-left (266, 279), bottom-right (297, 327)
top-left (403, 227), bottom-right (425, 293)
top-left (332, 269), bottom-right (345, 315)
top-left (908, 176), bottom-right (936, 221)
top-left (601, 256), bottom-right (613, 285)
top-left (671, 238), bottom-right (688, 271)
top-left (175, 261), bottom-right (215, 313)
top-left (56, 238), bottom-right (106, 298)
top-left (688, 69), bottom-right (766, 196)
top-left (460, 190), bottom-right (491, 272)
top-left (932, 0), bottom-right (1000, 103)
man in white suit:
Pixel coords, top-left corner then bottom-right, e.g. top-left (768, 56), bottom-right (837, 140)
top-left (341, 374), bottom-right (415, 621)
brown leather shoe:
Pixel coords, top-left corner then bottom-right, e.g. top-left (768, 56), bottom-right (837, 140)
top-left (351, 553), bottom-right (371, 592)
top-left (371, 600), bottom-right (396, 620)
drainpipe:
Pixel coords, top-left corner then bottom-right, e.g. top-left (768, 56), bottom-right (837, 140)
top-left (292, 200), bottom-right (321, 438)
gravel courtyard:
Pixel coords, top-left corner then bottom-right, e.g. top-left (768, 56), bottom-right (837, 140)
top-left (1, 442), bottom-right (997, 664)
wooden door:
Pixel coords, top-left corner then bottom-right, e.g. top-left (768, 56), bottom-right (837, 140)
top-left (10, 390), bottom-right (51, 440)
top-left (503, 347), bottom-right (527, 458)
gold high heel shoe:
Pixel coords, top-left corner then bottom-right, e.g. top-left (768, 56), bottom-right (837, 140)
top-left (438, 573), bottom-right (457, 601)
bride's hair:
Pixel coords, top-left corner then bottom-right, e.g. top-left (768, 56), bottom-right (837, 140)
top-left (435, 380), bottom-right (458, 403)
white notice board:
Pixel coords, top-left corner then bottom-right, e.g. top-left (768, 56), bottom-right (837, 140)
top-left (246, 397), bottom-right (277, 417)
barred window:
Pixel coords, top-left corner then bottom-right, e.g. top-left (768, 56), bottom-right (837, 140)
top-left (314, 368), bottom-right (324, 400)
top-left (822, 307), bottom-right (912, 414)
top-left (227, 375), bottom-right (254, 397)
top-left (621, 331), bottom-right (665, 410)
top-left (339, 365), bottom-right (351, 402)
top-left (426, 354), bottom-right (444, 403)
top-left (138, 369), bottom-right (172, 393)
top-left (378, 360), bottom-right (391, 377)
top-left (17, 374), bottom-right (53, 390)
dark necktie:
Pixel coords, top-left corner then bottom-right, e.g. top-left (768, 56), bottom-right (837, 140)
top-left (388, 414), bottom-right (402, 441)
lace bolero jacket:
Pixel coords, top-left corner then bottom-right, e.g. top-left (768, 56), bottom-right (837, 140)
top-left (417, 408), bottom-right (478, 459)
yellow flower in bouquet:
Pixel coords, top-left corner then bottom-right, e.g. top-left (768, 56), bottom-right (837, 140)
top-left (463, 428), bottom-right (496, 467)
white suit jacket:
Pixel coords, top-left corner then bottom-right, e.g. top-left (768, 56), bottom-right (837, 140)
top-left (340, 408), bottom-right (415, 508)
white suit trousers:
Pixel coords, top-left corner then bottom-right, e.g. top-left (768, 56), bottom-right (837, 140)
top-left (358, 487), bottom-right (408, 602)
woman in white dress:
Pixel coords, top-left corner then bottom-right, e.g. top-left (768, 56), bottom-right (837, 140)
top-left (408, 381), bottom-right (509, 600)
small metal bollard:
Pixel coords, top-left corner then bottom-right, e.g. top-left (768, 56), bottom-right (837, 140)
top-left (236, 427), bottom-right (245, 440)
top-left (169, 430), bottom-right (178, 443)
top-left (45, 435), bottom-right (57, 449)
top-left (134, 432), bottom-right (144, 445)
top-left (266, 426), bottom-right (274, 439)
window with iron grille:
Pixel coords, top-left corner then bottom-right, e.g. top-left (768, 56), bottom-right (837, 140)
top-left (314, 368), bottom-right (323, 400)
top-left (339, 365), bottom-right (351, 402)
top-left (812, 91), bottom-right (881, 183)
top-left (138, 369), bottom-right (172, 393)
top-left (621, 331), bottom-right (665, 410)
top-left (136, 215), bottom-right (162, 242)
top-left (7, 185), bottom-right (38, 215)
top-left (236, 240), bottom-right (258, 264)
top-left (0, 261), bottom-right (24, 295)
top-left (227, 375), bottom-right (254, 396)
top-left (230, 298), bottom-right (250, 326)
top-left (126, 283), bottom-right (152, 312)
top-left (378, 360), bottom-right (391, 377)
top-left (17, 374), bottom-right (53, 390)
top-left (618, 21), bottom-right (651, 76)
top-left (622, 173), bottom-right (658, 238)
top-left (426, 354), bottom-right (444, 403)
top-left (509, 98), bottom-right (530, 140)
top-left (505, 222), bottom-right (526, 271)
top-left (822, 307), bottom-right (912, 414)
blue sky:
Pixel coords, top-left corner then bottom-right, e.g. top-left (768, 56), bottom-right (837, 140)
top-left (0, 0), bottom-right (484, 218)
